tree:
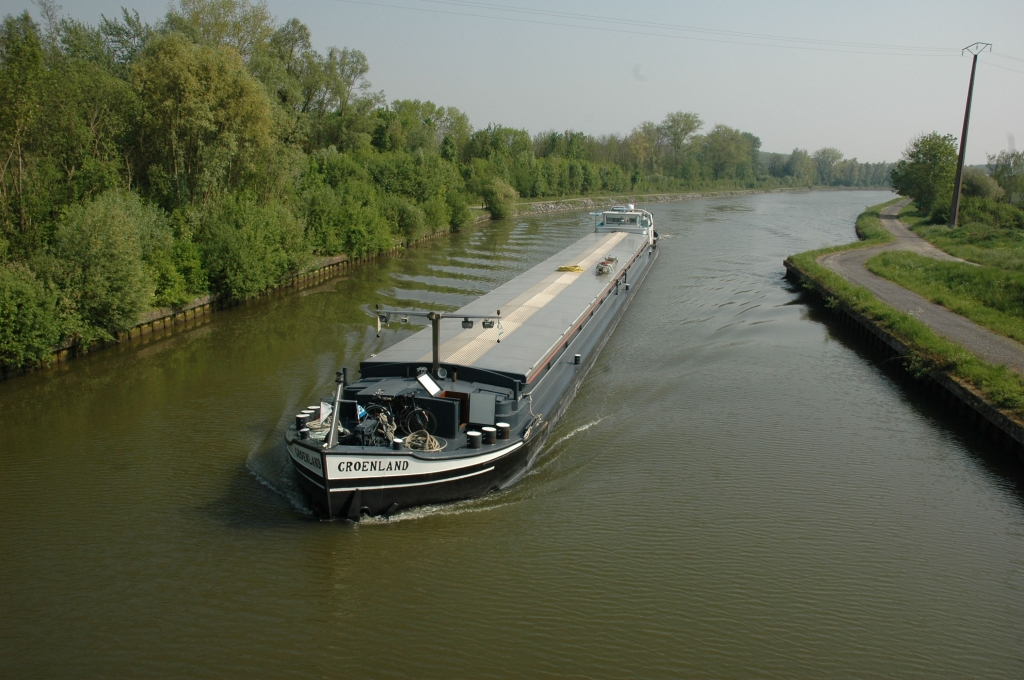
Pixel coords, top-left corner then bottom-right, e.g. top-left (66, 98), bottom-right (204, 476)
top-left (50, 190), bottom-right (154, 343)
top-left (890, 132), bottom-right (957, 212)
top-left (660, 111), bottom-right (703, 154)
top-left (481, 178), bottom-right (517, 219)
top-left (812, 147), bottom-right (844, 186)
top-left (785, 148), bottom-right (817, 185)
top-left (626, 122), bottom-right (660, 173)
top-left (699, 125), bottom-right (753, 181)
top-left (0, 12), bottom-right (45, 250)
top-left (99, 9), bottom-right (153, 75)
top-left (465, 125), bottom-right (532, 162)
top-left (988, 150), bottom-right (1024, 204)
top-left (131, 32), bottom-right (275, 205)
top-left (0, 261), bottom-right (61, 368)
top-left (163, 0), bottom-right (275, 62)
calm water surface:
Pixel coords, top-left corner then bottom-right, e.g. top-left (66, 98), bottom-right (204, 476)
top-left (2, 190), bottom-right (1023, 678)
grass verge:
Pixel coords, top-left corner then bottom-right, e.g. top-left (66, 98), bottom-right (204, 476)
top-left (785, 198), bottom-right (1024, 416)
top-left (899, 201), bottom-right (1024, 270)
top-left (866, 251), bottom-right (1024, 344)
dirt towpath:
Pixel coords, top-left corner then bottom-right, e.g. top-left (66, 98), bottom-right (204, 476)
top-left (819, 200), bottom-right (1024, 374)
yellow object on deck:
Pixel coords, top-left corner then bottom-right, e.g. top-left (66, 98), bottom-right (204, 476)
top-left (557, 265), bottom-right (584, 272)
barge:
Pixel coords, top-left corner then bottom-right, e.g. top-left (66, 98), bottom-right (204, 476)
top-left (286, 206), bottom-right (660, 520)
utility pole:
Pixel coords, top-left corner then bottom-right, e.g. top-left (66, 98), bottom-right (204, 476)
top-left (949, 42), bottom-right (992, 228)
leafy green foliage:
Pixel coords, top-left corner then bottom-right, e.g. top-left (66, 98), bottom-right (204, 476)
top-left (198, 193), bottom-right (307, 300)
top-left (0, 0), bottom-right (893, 370)
top-left (482, 179), bottom-right (518, 219)
top-left (0, 262), bottom-right (61, 367)
top-left (988, 150), bottom-right (1024, 205)
top-left (49, 190), bottom-right (155, 344)
top-left (131, 32), bottom-right (275, 206)
top-left (961, 167), bottom-right (1004, 200)
top-left (890, 132), bottom-right (957, 213)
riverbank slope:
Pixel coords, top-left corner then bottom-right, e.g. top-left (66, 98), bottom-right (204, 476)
top-left (784, 200), bottom-right (1024, 456)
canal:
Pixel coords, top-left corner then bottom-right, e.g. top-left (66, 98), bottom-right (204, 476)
top-left (2, 190), bottom-right (1022, 678)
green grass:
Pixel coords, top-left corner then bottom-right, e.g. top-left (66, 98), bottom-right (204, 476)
top-left (866, 251), bottom-right (1024, 343)
top-left (786, 198), bottom-right (1024, 416)
top-left (901, 201), bottom-right (1024, 271)
top-left (898, 203), bottom-right (930, 228)
top-left (915, 222), bottom-right (1024, 272)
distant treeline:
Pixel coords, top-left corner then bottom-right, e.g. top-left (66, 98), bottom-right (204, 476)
top-left (0, 0), bottom-right (893, 370)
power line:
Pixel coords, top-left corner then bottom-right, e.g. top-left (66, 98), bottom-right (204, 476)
top-left (984, 59), bottom-right (1024, 76)
top-left (421, 0), bottom-right (960, 54)
top-left (990, 52), bottom-right (1024, 65)
top-left (333, 0), bottom-right (961, 57)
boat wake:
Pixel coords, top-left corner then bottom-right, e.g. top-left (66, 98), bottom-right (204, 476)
top-left (547, 418), bottom-right (606, 449)
top-left (246, 441), bottom-right (314, 516)
top-left (245, 416), bottom-right (609, 524)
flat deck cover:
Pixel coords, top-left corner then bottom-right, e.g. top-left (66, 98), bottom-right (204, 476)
top-left (364, 231), bottom-right (648, 382)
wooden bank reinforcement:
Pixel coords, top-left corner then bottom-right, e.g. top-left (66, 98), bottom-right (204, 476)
top-left (0, 236), bottom-right (445, 381)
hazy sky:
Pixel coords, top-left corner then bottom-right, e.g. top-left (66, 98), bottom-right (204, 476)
top-left (4, 0), bottom-right (1022, 163)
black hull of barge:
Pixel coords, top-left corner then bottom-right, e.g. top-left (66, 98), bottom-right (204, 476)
top-left (291, 434), bottom-right (543, 519)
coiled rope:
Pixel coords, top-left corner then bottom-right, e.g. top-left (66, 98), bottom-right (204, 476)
top-left (405, 430), bottom-right (447, 452)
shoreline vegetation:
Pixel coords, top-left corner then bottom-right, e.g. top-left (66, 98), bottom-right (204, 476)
top-left (1, 185), bottom-right (883, 380)
top-left (0, 0), bottom-right (894, 376)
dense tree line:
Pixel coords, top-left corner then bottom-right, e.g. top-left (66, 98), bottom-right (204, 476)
top-left (0, 0), bottom-right (892, 370)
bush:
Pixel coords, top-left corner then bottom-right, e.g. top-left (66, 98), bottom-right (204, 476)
top-left (482, 178), bottom-right (518, 219)
top-left (384, 195), bottom-right (426, 243)
top-left (422, 197), bottom-right (450, 235)
top-left (302, 179), bottom-right (392, 257)
top-left (962, 167), bottom-right (1004, 200)
top-left (959, 196), bottom-right (1024, 230)
top-left (51, 190), bottom-right (155, 343)
top-left (200, 194), bottom-right (309, 300)
top-left (0, 263), bottom-right (62, 369)
top-left (445, 190), bottom-right (472, 231)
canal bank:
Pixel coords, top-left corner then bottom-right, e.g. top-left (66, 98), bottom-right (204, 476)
top-left (3, 186), bottom-right (885, 382)
top-left (784, 200), bottom-right (1024, 461)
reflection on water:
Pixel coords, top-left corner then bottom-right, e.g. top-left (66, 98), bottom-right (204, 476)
top-left (2, 190), bottom-right (1023, 679)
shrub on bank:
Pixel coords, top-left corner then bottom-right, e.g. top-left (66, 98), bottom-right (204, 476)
top-left (384, 195), bottom-right (427, 244)
top-left (482, 179), bottom-right (518, 219)
top-left (0, 263), bottom-right (62, 368)
top-left (50, 191), bottom-right (156, 345)
top-left (199, 194), bottom-right (309, 301)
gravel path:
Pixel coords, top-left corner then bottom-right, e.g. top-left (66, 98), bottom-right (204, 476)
top-left (819, 200), bottom-right (1024, 374)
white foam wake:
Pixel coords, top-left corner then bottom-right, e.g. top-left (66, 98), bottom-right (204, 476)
top-left (548, 417), bottom-right (606, 449)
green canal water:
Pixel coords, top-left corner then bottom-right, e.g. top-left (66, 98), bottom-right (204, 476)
top-left (2, 190), bottom-right (1023, 678)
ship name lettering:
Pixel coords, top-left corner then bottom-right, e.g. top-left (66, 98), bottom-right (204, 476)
top-left (292, 448), bottom-right (321, 470)
top-left (339, 460), bottom-right (410, 473)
